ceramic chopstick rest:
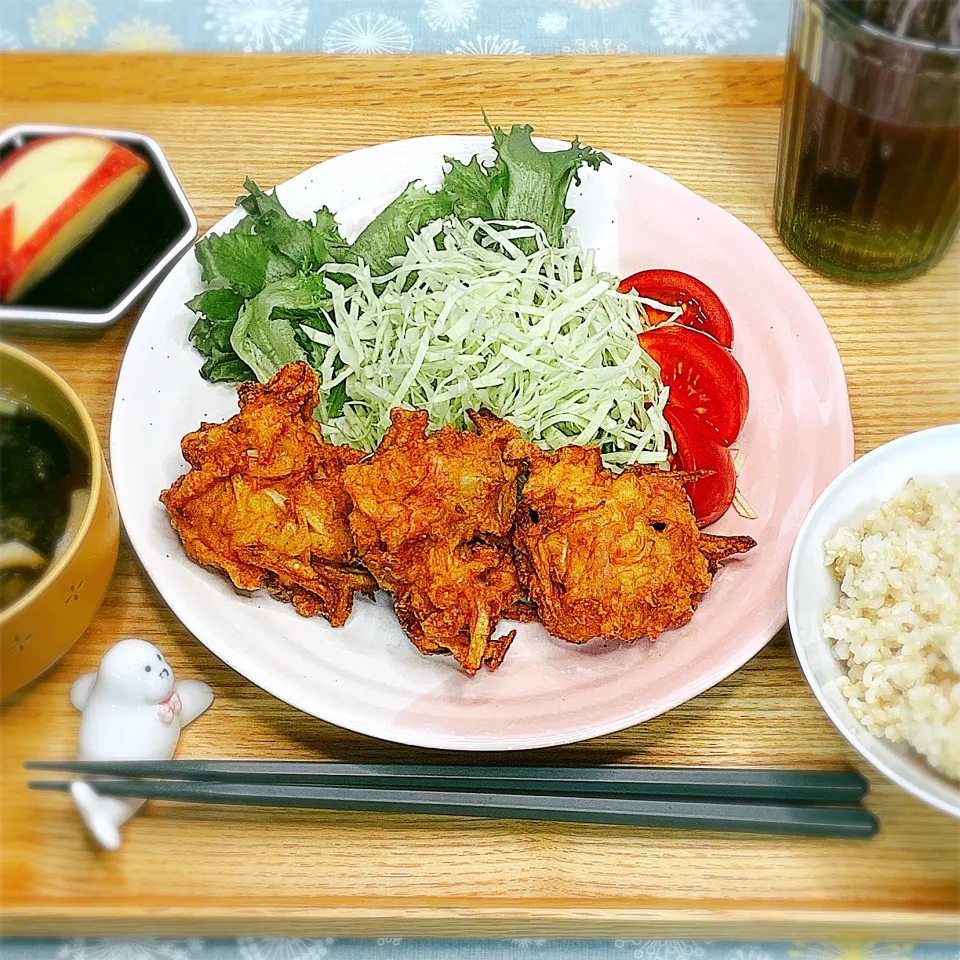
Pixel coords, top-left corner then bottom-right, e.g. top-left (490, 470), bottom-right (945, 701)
top-left (68, 638), bottom-right (214, 850)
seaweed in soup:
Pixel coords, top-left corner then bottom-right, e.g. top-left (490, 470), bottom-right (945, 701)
top-left (0, 402), bottom-right (89, 609)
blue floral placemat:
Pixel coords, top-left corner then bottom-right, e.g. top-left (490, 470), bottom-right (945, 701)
top-left (0, 0), bottom-right (791, 56)
top-left (1, 941), bottom-right (959, 960)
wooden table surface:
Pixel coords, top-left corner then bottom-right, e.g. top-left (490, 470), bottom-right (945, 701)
top-left (1, 54), bottom-right (958, 941)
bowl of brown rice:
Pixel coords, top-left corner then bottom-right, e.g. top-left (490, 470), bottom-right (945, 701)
top-left (787, 423), bottom-right (960, 818)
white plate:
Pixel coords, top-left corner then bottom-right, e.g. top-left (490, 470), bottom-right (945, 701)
top-left (788, 424), bottom-right (960, 818)
top-left (112, 135), bottom-right (853, 750)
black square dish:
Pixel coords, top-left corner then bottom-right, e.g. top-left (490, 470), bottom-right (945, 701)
top-left (0, 124), bottom-right (197, 328)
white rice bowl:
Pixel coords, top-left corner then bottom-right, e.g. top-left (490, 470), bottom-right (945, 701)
top-left (821, 481), bottom-right (960, 781)
top-left (787, 424), bottom-right (960, 818)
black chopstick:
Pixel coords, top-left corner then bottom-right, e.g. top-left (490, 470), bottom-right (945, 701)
top-left (24, 761), bottom-right (868, 804)
top-left (28, 778), bottom-right (878, 838)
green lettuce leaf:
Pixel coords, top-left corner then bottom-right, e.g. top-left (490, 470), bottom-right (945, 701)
top-left (439, 118), bottom-right (608, 250)
top-left (442, 155), bottom-right (500, 222)
top-left (188, 116), bottom-right (607, 393)
top-left (194, 230), bottom-right (269, 298)
top-left (276, 308), bottom-right (330, 370)
top-left (229, 274), bottom-right (330, 383)
top-left (189, 310), bottom-right (254, 383)
top-left (236, 179), bottom-right (353, 280)
top-left (479, 116), bottom-right (609, 248)
top-left (236, 179), bottom-right (312, 267)
top-left (325, 380), bottom-right (348, 419)
top-left (188, 287), bottom-right (246, 323)
top-left (237, 179), bottom-right (352, 270)
top-left (292, 313), bottom-right (348, 418)
top-left (349, 182), bottom-right (453, 276)
top-left (188, 288), bottom-right (254, 383)
top-left (189, 185), bottom-right (354, 385)
top-left (311, 206), bottom-right (351, 267)
top-left (200, 352), bottom-right (257, 384)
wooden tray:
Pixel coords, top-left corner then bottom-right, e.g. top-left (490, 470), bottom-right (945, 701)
top-left (1, 55), bottom-right (958, 941)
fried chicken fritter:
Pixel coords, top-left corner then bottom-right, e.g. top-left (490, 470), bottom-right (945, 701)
top-left (162, 357), bottom-right (758, 665)
top-left (341, 408), bottom-right (524, 674)
top-left (503, 438), bottom-right (756, 645)
top-left (160, 362), bottom-right (375, 626)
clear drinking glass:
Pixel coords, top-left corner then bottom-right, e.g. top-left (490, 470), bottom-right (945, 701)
top-left (774, 0), bottom-right (960, 282)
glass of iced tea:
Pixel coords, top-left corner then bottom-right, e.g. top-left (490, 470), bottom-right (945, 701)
top-left (775, 0), bottom-right (960, 282)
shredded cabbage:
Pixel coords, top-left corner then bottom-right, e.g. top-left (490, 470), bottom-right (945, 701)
top-left (309, 218), bottom-right (671, 469)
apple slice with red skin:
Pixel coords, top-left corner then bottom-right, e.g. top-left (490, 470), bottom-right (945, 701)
top-left (0, 135), bottom-right (149, 303)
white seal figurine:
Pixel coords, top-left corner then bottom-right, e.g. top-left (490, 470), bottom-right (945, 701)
top-left (69, 638), bottom-right (213, 851)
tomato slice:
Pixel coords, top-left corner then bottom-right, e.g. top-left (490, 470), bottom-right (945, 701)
top-left (639, 325), bottom-right (748, 446)
top-left (664, 404), bottom-right (736, 527)
top-left (619, 269), bottom-right (734, 348)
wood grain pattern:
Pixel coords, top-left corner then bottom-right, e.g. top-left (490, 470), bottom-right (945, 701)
top-left (1, 55), bottom-right (958, 941)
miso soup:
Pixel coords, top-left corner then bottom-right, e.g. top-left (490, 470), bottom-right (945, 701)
top-left (0, 400), bottom-right (90, 609)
